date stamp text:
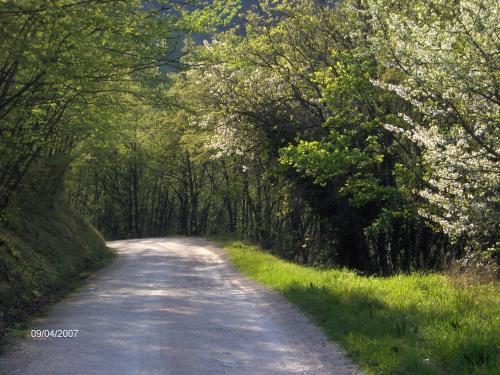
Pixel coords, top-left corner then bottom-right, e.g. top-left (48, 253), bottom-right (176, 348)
top-left (31, 329), bottom-right (79, 338)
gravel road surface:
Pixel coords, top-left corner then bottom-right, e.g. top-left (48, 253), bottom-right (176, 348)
top-left (0, 237), bottom-right (360, 375)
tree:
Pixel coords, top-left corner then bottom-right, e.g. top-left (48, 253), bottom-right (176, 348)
top-left (368, 0), bottom-right (499, 262)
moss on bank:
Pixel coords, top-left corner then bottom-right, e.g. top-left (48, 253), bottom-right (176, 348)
top-left (0, 203), bottom-right (114, 345)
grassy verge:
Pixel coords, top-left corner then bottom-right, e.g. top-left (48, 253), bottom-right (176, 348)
top-left (217, 239), bottom-right (499, 375)
top-left (0, 250), bottom-right (114, 351)
top-left (0, 203), bottom-right (115, 352)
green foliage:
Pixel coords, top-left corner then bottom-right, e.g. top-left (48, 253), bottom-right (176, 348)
top-left (0, 0), bottom-right (239, 211)
top-left (221, 239), bottom-right (500, 375)
top-left (179, 0), bottom-right (242, 32)
top-left (67, 0), bottom-right (498, 274)
top-left (174, 0), bottom-right (497, 273)
top-left (3, 0), bottom-right (494, 279)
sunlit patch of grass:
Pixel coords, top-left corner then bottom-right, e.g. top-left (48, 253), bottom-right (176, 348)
top-left (218, 239), bottom-right (500, 375)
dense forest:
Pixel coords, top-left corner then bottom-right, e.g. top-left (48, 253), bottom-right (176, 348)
top-left (1, 0), bottom-right (498, 276)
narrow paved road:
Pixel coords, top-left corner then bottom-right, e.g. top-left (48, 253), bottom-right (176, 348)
top-left (0, 238), bottom-right (360, 375)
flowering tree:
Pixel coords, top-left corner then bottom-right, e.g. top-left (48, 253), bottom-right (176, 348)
top-left (368, 0), bottom-right (499, 258)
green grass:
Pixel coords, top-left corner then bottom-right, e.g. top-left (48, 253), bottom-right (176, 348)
top-left (218, 239), bottom-right (499, 375)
